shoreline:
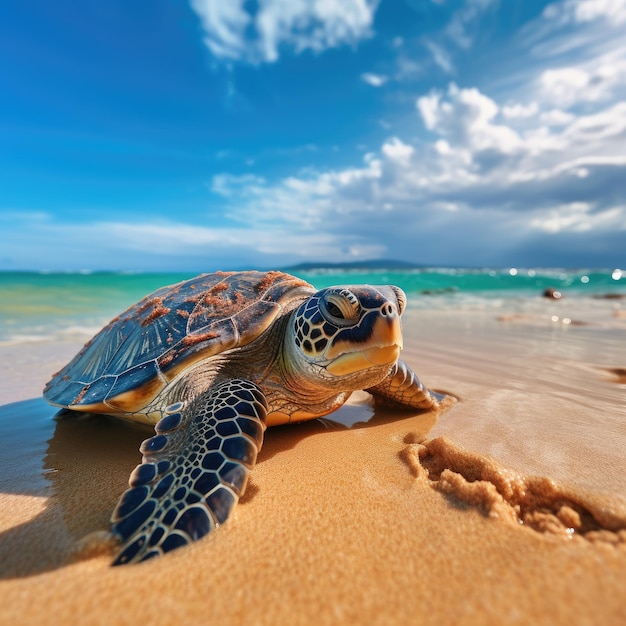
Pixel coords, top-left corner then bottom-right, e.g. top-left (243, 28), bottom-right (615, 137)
top-left (1, 304), bottom-right (625, 624)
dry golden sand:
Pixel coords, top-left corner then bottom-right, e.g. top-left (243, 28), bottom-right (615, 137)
top-left (1, 305), bottom-right (625, 625)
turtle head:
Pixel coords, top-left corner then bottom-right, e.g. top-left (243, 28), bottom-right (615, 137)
top-left (288, 284), bottom-right (407, 388)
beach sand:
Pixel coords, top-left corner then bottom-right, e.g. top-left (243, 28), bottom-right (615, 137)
top-left (1, 300), bottom-right (625, 625)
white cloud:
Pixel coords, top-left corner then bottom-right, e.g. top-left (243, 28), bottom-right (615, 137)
top-left (179, 0), bottom-right (626, 266)
top-left (530, 203), bottom-right (624, 233)
top-left (394, 54), bottom-right (423, 80)
top-left (540, 67), bottom-right (589, 107)
top-left (502, 102), bottom-right (539, 119)
top-left (189, 1), bottom-right (250, 61)
top-left (423, 40), bottom-right (455, 74)
top-left (416, 91), bottom-right (441, 131)
top-left (539, 60), bottom-right (626, 107)
top-left (525, 0), bottom-right (626, 66)
top-left (211, 173), bottom-right (266, 197)
top-left (381, 137), bottom-right (414, 164)
top-left (0, 210), bottom-right (52, 223)
top-left (563, 102), bottom-right (626, 142)
top-left (7, 70), bottom-right (625, 271)
top-left (417, 84), bottom-right (522, 154)
top-left (444, 0), bottom-right (497, 49)
top-left (361, 72), bottom-right (388, 87)
top-left (198, 61), bottom-right (626, 267)
top-left (544, 0), bottom-right (626, 27)
top-left (190, 0), bottom-right (379, 64)
top-left (98, 221), bottom-right (365, 259)
top-left (0, 214), bottom-right (384, 270)
top-left (413, 85), bottom-right (626, 192)
top-left (574, 0), bottom-right (626, 23)
top-left (540, 109), bottom-right (575, 126)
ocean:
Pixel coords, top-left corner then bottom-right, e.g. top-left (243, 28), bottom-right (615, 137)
top-left (1, 267), bottom-right (624, 345)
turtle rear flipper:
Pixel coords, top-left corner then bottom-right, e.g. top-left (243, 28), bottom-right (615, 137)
top-left (111, 379), bottom-right (267, 565)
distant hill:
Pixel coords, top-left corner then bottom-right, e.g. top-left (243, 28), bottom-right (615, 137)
top-left (284, 259), bottom-right (424, 272)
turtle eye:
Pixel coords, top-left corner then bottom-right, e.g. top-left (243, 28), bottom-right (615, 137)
top-left (320, 289), bottom-right (360, 325)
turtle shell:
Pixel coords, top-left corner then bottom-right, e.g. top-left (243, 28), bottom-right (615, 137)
top-left (44, 271), bottom-right (313, 415)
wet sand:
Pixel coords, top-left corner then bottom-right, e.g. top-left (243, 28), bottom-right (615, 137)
top-left (1, 301), bottom-right (625, 625)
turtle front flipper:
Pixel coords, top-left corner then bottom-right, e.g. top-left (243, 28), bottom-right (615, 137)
top-left (366, 359), bottom-right (443, 410)
top-left (111, 379), bottom-right (267, 565)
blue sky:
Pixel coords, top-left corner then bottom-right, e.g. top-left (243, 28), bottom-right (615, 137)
top-left (1, 0), bottom-right (625, 271)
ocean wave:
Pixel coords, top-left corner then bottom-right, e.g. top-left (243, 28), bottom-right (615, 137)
top-left (0, 324), bottom-right (105, 347)
top-left (0, 269), bottom-right (623, 346)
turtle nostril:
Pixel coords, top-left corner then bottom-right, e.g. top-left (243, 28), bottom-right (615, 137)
top-left (381, 303), bottom-right (395, 317)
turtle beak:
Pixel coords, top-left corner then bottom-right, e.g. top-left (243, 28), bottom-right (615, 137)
top-left (326, 305), bottom-right (403, 376)
top-left (371, 310), bottom-right (403, 350)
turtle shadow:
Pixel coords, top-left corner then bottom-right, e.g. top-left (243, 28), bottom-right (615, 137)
top-left (249, 391), bottom-right (444, 471)
top-left (0, 399), bottom-right (146, 578)
top-left (0, 393), bottom-right (445, 578)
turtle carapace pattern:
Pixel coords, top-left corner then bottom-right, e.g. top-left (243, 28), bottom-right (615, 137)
top-left (44, 270), bottom-right (442, 565)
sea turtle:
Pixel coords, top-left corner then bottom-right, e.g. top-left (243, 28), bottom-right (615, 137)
top-left (44, 270), bottom-right (442, 565)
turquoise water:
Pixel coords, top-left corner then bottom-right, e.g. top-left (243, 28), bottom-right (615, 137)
top-left (0, 267), bottom-right (624, 344)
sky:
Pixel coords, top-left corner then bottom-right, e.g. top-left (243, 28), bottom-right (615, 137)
top-left (1, 0), bottom-right (625, 271)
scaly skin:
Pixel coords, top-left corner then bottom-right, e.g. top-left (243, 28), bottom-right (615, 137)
top-left (366, 359), bottom-right (440, 410)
